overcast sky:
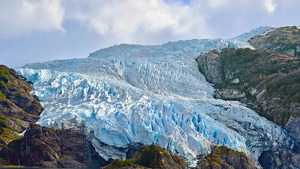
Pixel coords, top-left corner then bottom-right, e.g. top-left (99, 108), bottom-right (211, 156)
top-left (1, 0), bottom-right (299, 68)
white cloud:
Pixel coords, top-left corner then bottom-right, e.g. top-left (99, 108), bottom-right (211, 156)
top-left (0, 0), bottom-right (65, 38)
top-left (264, 0), bottom-right (277, 13)
top-left (71, 0), bottom-right (210, 43)
top-left (208, 0), bottom-right (228, 8)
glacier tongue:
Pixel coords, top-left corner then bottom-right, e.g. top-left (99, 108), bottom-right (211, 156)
top-left (17, 26), bottom-right (293, 164)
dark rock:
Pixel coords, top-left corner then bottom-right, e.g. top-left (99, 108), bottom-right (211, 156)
top-left (56, 129), bottom-right (107, 168)
top-left (0, 144), bottom-right (13, 164)
top-left (285, 115), bottom-right (300, 153)
top-left (58, 155), bottom-right (86, 168)
top-left (258, 143), bottom-right (300, 169)
top-left (18, 123), bottom-right (107, 168)
top-left (126, 143), bottom-right (144, 159)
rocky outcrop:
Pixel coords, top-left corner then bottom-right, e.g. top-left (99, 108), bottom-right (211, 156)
top-left (196, 48), bottom-right (300, 127)
top-left (102, 143), bottom-right (187, 169)
top-left (194, 146), bottom-right (259, 169)
top-left (0, 65), bottom-right (43, 144)
top-left (249, 26), bottom-right (300, 57)
top-left (16, 123), bottom-right (107, 168)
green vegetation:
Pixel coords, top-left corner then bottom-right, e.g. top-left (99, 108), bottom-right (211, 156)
top-left (109, 143), bottom-right (182, 168)
top-left (0, 119), bottom-right (9, 128)
top-left (135, 143), bottom-right (165, 167)
top-left (0, 81), bottom-right (9, 93)
top-left (110, 159), bottom-right (138, 168)
top-left (0, 66), bottom-right (10, 82)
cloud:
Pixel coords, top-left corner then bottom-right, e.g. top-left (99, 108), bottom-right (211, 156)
top-left (264, 0), bottom-right (277, 13)
top-left (70, 0), bottom-right (210, 44)
top-left (0, 0), bottom-right (65, 38)
top-left (208, 0), bottom-right (228, 8)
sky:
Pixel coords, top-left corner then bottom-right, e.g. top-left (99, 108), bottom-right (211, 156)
top-left (0, 0), bottom-right (299, 68)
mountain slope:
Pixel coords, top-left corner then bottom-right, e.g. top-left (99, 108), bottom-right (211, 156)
top-left (16, 26), bottom-right (293, 166)
top-left (249, 26), bottom-right (300, 57)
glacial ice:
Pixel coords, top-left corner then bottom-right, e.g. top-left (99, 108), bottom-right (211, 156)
top-left (17, 26), bottom-right (293, 164)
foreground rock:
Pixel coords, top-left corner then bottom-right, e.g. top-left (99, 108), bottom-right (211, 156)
top-left (249, 26), bottom-right (300, 57)
top-left (194, 146), bottom-right (259, 169)
top-left (102, 143), bottom-right (187, 169)
top-left (15, 123), bottom-right (107, 168)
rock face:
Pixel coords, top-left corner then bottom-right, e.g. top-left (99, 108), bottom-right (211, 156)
top-left (249, 26), bottom-right (300, 57)
top-left (0, 65), bottom-right (43, 144)
top-left (194, 146), bottom-right (259, 169)
top-left (17, 123), bottom-right (107, 168)
top-left (196, 47), bottom-right (300, 127)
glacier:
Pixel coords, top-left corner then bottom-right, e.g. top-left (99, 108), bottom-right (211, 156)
top-left (16, 26), bottom-right (293, 165)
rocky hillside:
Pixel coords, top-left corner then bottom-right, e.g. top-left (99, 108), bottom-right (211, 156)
top-left (0, 64), bottom-right (43, 144)
top-left (196, 48), bottom-right (300, 127)
top-left (249, 26), bottom-right (300, 57)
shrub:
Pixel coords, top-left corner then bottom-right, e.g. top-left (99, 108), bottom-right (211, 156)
top-left (0, 119), bottom-right (9, 128)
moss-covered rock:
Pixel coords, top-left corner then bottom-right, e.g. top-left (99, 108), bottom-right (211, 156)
top-left (0, 65), bottom-right (43, 144)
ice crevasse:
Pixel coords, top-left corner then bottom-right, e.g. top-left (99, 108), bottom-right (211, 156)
top-left (17, 26), bottom-right (293, 165)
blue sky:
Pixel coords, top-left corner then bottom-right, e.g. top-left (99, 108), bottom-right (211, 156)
top-left (1, 0), bottom-right (300, 68)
